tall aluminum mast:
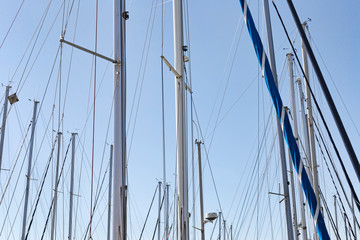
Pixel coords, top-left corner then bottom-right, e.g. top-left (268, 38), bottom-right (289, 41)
top-left (173, 0), bottom-right (188, 239)
top-left (263, 1), bottom-right (294, 239)
top-left (21, 100), bottom-right (38, 240)
top-left (0, 85), bottom-right (10, 171)
top-left (113, 0), bottom-right (128, 239)
top-left (300, 22), bottom-right (319, 206)
top-left (68, 133), bottom-right (76, 240)
top-left (287, 53), bottom-right (299, 240)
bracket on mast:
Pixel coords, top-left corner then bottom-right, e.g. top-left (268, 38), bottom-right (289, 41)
top-left (269, 191), bottom-right (287, 203)
top-left (60, 36), bottom-right (119, 64)
top-left (161, 55), bottom-right (181, 78)
top-left (161, 55), bottom-right (193, 94)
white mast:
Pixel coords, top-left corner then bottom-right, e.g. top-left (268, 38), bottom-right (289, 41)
top-left (173, 0), bottom-right (188, 239)
top-left (301, 22), bottom-right (319, 207)
top-left (51, 131), bottom-right (62, 240)
top-left (218, 212), bottom-right (222, 240)
top-left (108, 145), bottom-right (114, 240)
top-left (286, 53), bottom-right (300, 240)
top-left (195, 140), bottom-right (205, 240)
top-left (263, 1), bottom-right (294, 239)
top-left (334, 195), bottom-right (338, 230)
top-left (68, 133), bottom-right (76, 240)
top-left (352, 192), bottom-right (357, 239)
top-left (21, 100), bottom-right (38, 240)
top-left (0, 85), bottom-right (10, 171)
top-left (287, 53), bottom-right (308, 240)
top-left (113, 0), bottom-right (128, 238)
top-left (158, 181), bottom-right (162, 240)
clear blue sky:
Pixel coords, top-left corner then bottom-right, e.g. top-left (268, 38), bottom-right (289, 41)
top-left (0, 0), bottom-right (359, 239)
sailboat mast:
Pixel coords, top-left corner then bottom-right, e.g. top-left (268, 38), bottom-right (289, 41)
top-left (195, 140), bottom-right (205, 240)
top-left (300, 22), bottom-right (319, 206)
top-left (287, 53), bottom-right (308, 240)
top-left (68, 133), bottom-right (76, 240)
top-left (218, 212), bottom-right (222, 240)
top-left (158, 181), bottom-right (162, 240)
top-left (263, 1), bottom-right (294, 239)
top-left (51, 131), bottom-right (62, 240)
top-left (352, 192), bottom-right (357, 239)
top-left (286, 53), bottom-right (299, 240)
top-left (0, 85), bottom-right (10, 171)
top-left (21, 100), bottom-right (38, 240)
top-left (108, 145), bottom-right (114, 240)
top-left (113, 0), bottom-right (128, 238)
top-left (173, 0), bottom-right (188, 239)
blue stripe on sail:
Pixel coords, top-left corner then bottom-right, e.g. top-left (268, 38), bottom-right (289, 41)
top-left (237, 0), bottom-right (330, 239)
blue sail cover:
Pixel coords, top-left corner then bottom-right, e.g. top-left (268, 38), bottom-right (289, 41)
top-left (237, 0), bottom-right (330, 239)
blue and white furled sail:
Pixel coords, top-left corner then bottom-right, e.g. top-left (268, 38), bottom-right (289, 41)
top-left (237, 0), bottom-right (330, 239)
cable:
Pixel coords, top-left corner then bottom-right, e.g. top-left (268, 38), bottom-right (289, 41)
top-left (89, 0), bottom-right (99, 237)
top-left (276, 0), bottom-right (360, 196)
top-left (38, 136), bottom-right (73, 240)
top-left (151, 193), bottom-right (165, 240)
top-left (23, 136), bottom-right (58, 240)
top-left (314, 120), bottom-right (360, 231)
top-left (127, 0), bottom-right (158, 161)
top-left (0, 123), bottom-right (31, 205)
top-left (0, 0), bottom-right (26, 48)
top-left (308, 32), bottom-right (360, 139)
top-left (138, 185), bottom-right (158, 240)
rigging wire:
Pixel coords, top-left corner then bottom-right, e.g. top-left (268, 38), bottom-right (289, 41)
top-left (308, 35), bottom-right (360, 139)
top-left (0, 32), bottom-right (60, 239)
top-left (38, 136), bottom-right (72, 240)
top-left (233, 118), bottom-right (276, 238)
top-left (150, 193), bottom-right (165, 240)
top-left (0, 0), bottom-right (26, 49)
top-left (159, 0), bottom-right (169, 238)
top-left (127, 0), bottom-right (158, 161)
top-left (0, 0), bottom-right (61, 146)
top-left (191, 102), bottom-right (223, 213)
top-left (314, 120), bottom-right (360, 230)
top-left (25, 106), bottom-right (55, 227)
top-left (0, 120), bottom-right (33, 237)
top-left (319, 191), bottom-right (341, 240)
top-left (23, 136), bottom-right (58, 240)
top-left (89, 0), bottom-right (99, 237)
top-left (182, 0), bottom-right (197, 237)
top-left (0, 123), bottom-right (31, 206)
top-left (226, 74), bottom-right (284, 221)
top-left (138, 185), bottom-right (159, 240)
top-left (15, 0), bottom-right (55, 95)
top-left (205, 20), bottom-right (245, 152)
top-left (81, 160), bottom-right (111, 240)
top-left (127, 0), bottom-right (157, 135)
top-left (204, 17), bottom-right (244, 138)
top-left (61, 0), bottom-right (80, 118)
top-left (7, 0), bottom-right (52, 90)
top-left (272, 1), bottom-right (360, 214)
